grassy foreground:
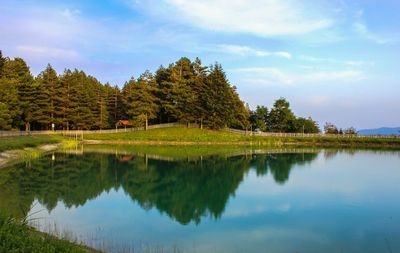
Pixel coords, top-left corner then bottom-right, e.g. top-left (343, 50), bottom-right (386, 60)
top-left (0, 212), bottom-right (97, 253)
top-left (0, 135), bottom-right (64, 152)
top-left (83, 127), bottom-right (400, 148)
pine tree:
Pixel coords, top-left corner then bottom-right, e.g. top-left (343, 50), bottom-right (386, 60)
top-left (93, 81), bottom-right (109, 129)
top-left (0, 102), bottom-right (12, 130)
top-left (34, 64), bottom-right (58, 129)
top-left (105, 83), bottom-right (122, 127)
top-left (58, 69), bottom-right (73, 130)
top-left (156, 67), bottom-right (178, 123)
top-left (0, 59), bottom-right (20, 129)
top-left (203, 64), bottom-right (237, 129)
top-left (126, 72), bottom-right (159, 130)
top-left (171, 58), bottom-right (197, 125)
top-left (71, 71), bottom-right (96, 129)
top-left (2, 58), bottom-right (36, 131)
top-left (191, 57), bottom-right (208, 128)
top-left (121, 77), bottom-right (136, 120)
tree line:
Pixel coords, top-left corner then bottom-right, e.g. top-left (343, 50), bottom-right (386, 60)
top-left (0, 51), bottom-right (249, 131)
top-left (248, 99), bottom-right (320, 133)
top-left (0, 50), bottom-right (337, 133)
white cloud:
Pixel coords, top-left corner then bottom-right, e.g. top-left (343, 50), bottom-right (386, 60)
top-left (353, 22), bottom-right (392, 44)
top-left (61, 8), bottom-right (81, 20)
top-left (217, 44), bottom-right (292, 59)
top-left (345, 60), bottom-right (374, 67)
top-left (236, 67), bottom-right (366, 86)
top-left (352, 9), bottom-right (397, 45)
top-left (274, 51), bottom-right (292, 59)
top-left (300, 55), bottom-right (374, 68)
top-left (238, 67), bottom-right (294, 85)
top-left (149, 0), bottom-right (333, 37)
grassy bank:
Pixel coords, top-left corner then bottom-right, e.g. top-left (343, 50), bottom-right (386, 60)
top-left (83, 127), bottom-right (400, 148)
top-left (0, 211), bottom-right (98, 253)
top-left (0, 135), bottom-right (64, 152)
top-left (0, 135), bottom-right (75, 168)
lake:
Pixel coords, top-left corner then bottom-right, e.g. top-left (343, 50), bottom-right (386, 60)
top-left (0, 146), bottom-right (399, 253)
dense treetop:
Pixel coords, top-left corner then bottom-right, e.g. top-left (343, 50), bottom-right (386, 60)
top-left (0, 50), bottom-right (324, 132)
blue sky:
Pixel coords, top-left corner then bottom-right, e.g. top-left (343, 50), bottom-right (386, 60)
top-left (0, 0), bottom-right (399, 129)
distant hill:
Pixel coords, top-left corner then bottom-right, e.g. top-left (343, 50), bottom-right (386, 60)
top-left (358, 127), bottom-right (400, 136)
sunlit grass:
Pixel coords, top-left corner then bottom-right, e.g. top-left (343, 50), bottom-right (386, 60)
top-left (0, 135), bottom-right (64, 152)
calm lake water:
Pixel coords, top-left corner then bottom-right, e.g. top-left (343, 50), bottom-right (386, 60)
top-left (0, 147), bottom-right (399, 253)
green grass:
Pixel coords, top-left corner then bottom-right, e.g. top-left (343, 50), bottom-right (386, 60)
top-left (0, 211), bottom-right (97, 253)
top-left (0, 135), bottom-right (64, 152)
top-left (85, 127), bottom-right (253, 142)
top-left (83, 127), bottom-right (400, 148)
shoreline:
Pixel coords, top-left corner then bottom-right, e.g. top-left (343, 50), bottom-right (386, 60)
top-left (2, 137), bottom-right (399, 169)
top-left (0, 143), bottom-right (60, 168)
top-left (82, 139), bottom-right (400, 149)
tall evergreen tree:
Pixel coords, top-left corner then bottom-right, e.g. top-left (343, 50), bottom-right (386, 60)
top-left (93, 81), bottom-right (109, 129)
top-left (155, 65), bottom-right (178, 123)
top-left (203, 64), bottom-right (245, 129)
top-left (229, 87), bottom-right (250, 130)
top-left (166, 58), bottom-right (197, 124)
top-left (126, 72), bottom-right (159, 129)
top-left (0, 59), bottom-right (20, 129)
top-left (34, 64), bottom-right (58, 129)
top-left (0, 102), bottom-right (12, 130)
top-left (72, 71), bottom-right (96, 129)
top-left (191, 57), bottom-right (208, 128)
top-left (2, 58), bottom-right (36, 131)
top-left (104, 83), bottom-right (123, 127)
top-left (58, 69), bottom-right (73, 130)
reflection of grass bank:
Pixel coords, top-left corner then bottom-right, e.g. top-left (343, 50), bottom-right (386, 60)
top-left (80, 144), bottom-right (268, 160)
top-left (0, 137), bottom-right (77, 168)
top-left (83, 127), bottom-right (400, 148)
top-left (78, 144), bottom-right (323, 163)
top-left (0, 211), bottom-right (99, 253)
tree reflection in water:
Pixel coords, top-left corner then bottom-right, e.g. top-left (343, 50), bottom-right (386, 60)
top-left (0, 150), bottom-right (318, 224)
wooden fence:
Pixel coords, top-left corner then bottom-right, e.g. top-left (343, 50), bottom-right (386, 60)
top-left (0, 122), bottom-right (186, 137)
top-left (1, 122), bottom-right (399, 139)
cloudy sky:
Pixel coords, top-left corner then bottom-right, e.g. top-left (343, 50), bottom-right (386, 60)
top-left (1, 0), bottom-right (399, 129)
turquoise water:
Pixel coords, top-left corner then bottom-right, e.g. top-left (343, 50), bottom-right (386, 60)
top-left (0, 148), bottom-right (399, 252)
